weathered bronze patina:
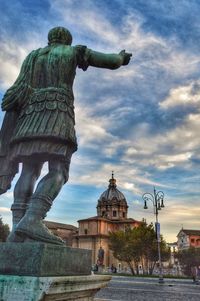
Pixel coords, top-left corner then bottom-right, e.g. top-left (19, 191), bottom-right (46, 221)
top-left (0, 27), bottom-right (132, 245)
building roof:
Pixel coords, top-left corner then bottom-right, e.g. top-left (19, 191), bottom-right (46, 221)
top-left (112, 218), bottom-right (141, 224)
top-left (78, 216), bottom-right (107, 222)
top-left (44, 220), bottom-right (78, 231)
top-left (78, 216), bottom-right (141, 224)
top-left (177, 229), bottom-right (200, 237)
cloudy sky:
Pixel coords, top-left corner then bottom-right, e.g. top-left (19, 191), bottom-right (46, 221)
top-left (0, 0), bottom-right (200, 242)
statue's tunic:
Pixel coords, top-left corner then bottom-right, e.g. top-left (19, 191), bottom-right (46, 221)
top-left (2, 44), bottom-right (90, 163)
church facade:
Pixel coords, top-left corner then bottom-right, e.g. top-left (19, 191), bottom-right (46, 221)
top-left (72, 174), bottom-right (141, 270)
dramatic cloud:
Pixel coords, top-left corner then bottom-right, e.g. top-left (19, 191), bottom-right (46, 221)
top-left (1, 0), bottom-right (200, 242)
top-left (160, 81), bottom-right (200, 109)
top-left (0, 207), bottom-right (10, 213)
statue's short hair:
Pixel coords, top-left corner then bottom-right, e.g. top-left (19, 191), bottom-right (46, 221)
top-left (48, 27), bottom-right (72, 45)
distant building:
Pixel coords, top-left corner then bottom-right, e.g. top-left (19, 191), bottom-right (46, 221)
top-left (72, 173), bottom-right (141, 269)
top-left (167, 242), bottom-right (178, 265)
top-left (44, 220), bottom-right (78, 245)
top-left (177, 229), bottom-right (200, 250)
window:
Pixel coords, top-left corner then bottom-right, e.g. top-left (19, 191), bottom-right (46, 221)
top-left (84, 229), bottom-right (88, 235)
top-left (197, 239), bottom-right (200, 246)
top-left (113, 211), bottom-right (117, 217)
top-left (123, 212), bottom-right (125, 218)
top-left (191, 238), bottom-right (195, 243)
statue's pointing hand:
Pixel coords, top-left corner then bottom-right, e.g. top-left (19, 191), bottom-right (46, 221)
top-left (119, 50), bottom-right (132, 65)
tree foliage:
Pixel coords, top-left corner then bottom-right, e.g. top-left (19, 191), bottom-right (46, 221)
top-left (109, 222), bottom-right (170, 275)
top-left (176, 247), bottom-right (200, 276)
top-left (108, 227), bottom-right (139, 274)
top-left (0, 216), bottom-right (10, 242)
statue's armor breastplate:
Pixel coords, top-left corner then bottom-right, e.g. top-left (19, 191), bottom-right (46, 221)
top-left (32, 45), bottom-right (77, 89)
top-left (11, 45), bottom-right (81, 146)
top-left (10, 44), bottom-right (90, 147)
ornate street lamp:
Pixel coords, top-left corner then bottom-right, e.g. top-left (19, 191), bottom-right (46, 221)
top-left (142, 187), bottom-right (165, 284)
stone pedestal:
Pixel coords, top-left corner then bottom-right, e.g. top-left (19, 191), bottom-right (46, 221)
top-left (0, 242), bottom-right (111, 300)
top-left (0, 274), bottom-right (111, 301)
top-left (0, 242), bottom-right (91, 276)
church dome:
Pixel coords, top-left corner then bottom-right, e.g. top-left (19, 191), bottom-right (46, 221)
top-left (97, 173), bottom-right (128, 220)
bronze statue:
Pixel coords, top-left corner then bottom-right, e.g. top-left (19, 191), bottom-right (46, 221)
top-left (0, 27), bottom-right (132, 245)
top-left (97, 246), bottom-right (105, 265)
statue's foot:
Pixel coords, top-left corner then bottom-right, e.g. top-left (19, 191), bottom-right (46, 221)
top-left (15, 218), bottom-right (64, 245)
top-left (6, 230), bottom-right (25, 243)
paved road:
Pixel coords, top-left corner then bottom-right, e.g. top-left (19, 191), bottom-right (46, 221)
top-left (94, 276), bottom-right (200, 301)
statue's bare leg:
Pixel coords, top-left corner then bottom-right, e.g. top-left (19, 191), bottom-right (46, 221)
top-left (15, 158), bottom-right (71, 244)
top-left (34, 158), bottom-right (69, 201)
top-left (7, 160), bottom-right (42, 242)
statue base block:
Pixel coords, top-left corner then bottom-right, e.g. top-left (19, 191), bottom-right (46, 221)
top-left (0, 274), bottom-right (111, 301)
top-left (0, 242), bottom-right (92, 276)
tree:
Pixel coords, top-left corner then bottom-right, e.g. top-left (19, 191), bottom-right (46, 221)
top-left (176, 247), bottom-right (200, 276)
top-left (109, 228), bottom-right (140, 275)
top-left (135, 223), bottom-right (170, 274)
top-left (0, 216), bottom-right (10, 242)
top-left (109, 222), bottom-right (170, 275)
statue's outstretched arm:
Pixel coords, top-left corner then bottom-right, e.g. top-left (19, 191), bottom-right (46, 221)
top-left (88, 49), bottom-right (132, 70)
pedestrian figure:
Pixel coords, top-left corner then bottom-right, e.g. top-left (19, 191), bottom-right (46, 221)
top-left (191, 266), bottom-right (198, 283)
top-left (111, 264), bottom-right (117, 273)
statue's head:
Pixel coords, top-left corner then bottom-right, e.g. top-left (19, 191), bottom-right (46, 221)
top-left (48, 27), bottom-right (72, 45)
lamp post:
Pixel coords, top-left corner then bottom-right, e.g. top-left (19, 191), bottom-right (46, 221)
top-left (142, 187), bottom-right (165, 284)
